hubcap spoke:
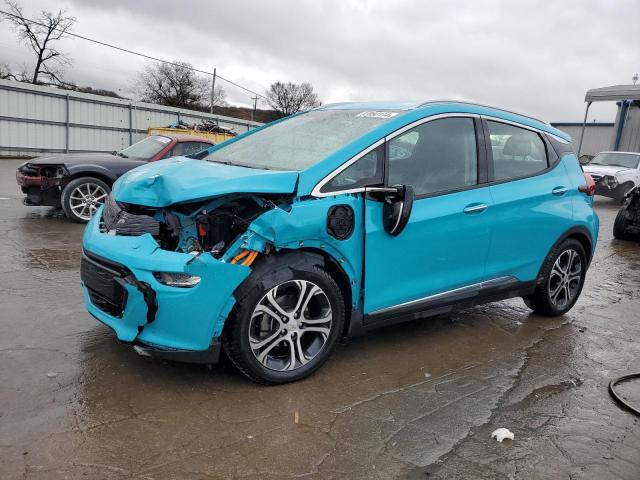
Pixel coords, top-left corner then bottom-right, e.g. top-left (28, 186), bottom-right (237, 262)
top-left (302, 311), bottom-right (332, 324)
top-left (251, 329), bottom-right (283, 351)
top-left (295, 335), bottom-right (309, 366)
top-left (301, 326), bottom-right (331, 338)
top-left (265, 287), bottom-right (289, 317)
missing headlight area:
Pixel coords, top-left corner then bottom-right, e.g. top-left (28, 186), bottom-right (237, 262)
top-left (104, 194), bottom-right (280, 257)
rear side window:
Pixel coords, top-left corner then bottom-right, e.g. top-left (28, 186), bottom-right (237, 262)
top-left (171, 142), bottom-right (210, 157)
top-left (487, 121), bottom-right (547, 181)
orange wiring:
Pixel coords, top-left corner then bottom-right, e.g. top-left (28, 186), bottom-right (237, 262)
top-left (230, 250), bottom-right (249, 264)
top-left (242, 251), bottom-right (259, 266)
top-left (230, 250), bottom-right (259, 266)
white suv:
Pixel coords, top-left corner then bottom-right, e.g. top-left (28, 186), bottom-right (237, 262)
top-left (584, 151), bottom-right (640, 203)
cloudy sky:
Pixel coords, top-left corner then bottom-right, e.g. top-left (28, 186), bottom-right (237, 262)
top-left (1, 0), bottom-right (638, 122)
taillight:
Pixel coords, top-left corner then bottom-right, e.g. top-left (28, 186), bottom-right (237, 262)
top-left (578, 173), bottom-right (596, 196)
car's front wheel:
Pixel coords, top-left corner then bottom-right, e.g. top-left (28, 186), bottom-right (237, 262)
top-left (224, 256), bottom-right (345, 384)
top-left (615, 182), bottom-right (635, 204)
top-left (61, 177), bottom-right (110, 223)
top-left (524, 238), bottom-right (587, 316)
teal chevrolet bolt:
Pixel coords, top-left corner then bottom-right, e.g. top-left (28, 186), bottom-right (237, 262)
top-left (80, 101), bottom-right (599, 384)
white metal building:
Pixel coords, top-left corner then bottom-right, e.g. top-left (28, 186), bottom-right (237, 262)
top-left (0, 79), bottom-right (261, 157)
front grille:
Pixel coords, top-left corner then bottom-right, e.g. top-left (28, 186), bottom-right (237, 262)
top-left (81, 251), bottom-right (130, 317)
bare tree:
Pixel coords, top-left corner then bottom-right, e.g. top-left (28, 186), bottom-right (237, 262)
top-left (136, 61), bottom-right (225, 110)
top-left (0, 62), bottom-right (17, 80)
top-left (212, 86), bottom-right (228, 108)
top-left (266, 81), bottom-right (321, 117)
top-left (1, 1), bottom-right (76, 85)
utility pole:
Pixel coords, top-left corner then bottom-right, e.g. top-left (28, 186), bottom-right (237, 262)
top-left (210, 67), bottom-right (217, 114)
top-left (251, 95), bottom-right (259, 123)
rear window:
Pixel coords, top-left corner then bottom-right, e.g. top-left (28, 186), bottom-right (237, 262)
top-left (204, 109), bottom-right (400, 171)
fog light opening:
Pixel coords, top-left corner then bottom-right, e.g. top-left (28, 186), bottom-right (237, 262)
top-left (153, 272), bottom-right (201, 288)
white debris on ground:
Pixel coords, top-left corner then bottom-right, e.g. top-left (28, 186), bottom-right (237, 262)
top-left (491, 428), bottom-right (514, 442)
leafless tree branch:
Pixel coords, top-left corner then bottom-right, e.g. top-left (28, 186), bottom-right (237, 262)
top-left (1, 0), bottom-right (76, 85)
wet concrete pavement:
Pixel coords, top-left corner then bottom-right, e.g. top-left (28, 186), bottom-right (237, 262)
top-left (0, 158), bottom-right (639, 479)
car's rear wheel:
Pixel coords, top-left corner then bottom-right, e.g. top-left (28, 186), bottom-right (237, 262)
top-left (223, 256), bottom-right (344, 384)
top-left (61, 177), bottom-right (110, 223)
top-left (613, 208), bottom-right (633, 240)
top-left (524, 238), bottom-right (587, 316)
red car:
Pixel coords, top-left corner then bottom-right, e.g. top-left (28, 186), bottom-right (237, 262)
top-left (16, 134), bottom-right (214, 222)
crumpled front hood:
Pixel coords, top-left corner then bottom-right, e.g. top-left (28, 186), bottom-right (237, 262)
top-left (584, 164), bottom-right (632, 177)
top-left (112, 157), bottom-right (299, 207)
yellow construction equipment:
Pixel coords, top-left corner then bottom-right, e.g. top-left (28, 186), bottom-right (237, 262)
top-left (147, 127), bottom-right (235, 145)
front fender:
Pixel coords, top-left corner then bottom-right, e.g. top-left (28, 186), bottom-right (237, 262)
top-left (234, 195), bottom-right (364, 311)
top-left (65, 163), bottom-right (119, 183)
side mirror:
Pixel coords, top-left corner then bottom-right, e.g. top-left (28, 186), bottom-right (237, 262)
top-left (366, 185), bottom-right (415, 236)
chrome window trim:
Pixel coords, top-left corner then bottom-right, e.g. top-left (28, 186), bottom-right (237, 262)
top-left (482, 115), bottom-right (570, 144)
top-left (311, 112), bottom-right (568, 198)
top-left (311, 139), bottom-right (384, 197)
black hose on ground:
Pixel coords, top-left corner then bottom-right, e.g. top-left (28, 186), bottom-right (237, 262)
top-left (609, 373), bottom-right (640, 416)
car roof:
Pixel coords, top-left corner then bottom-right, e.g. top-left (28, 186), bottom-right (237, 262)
top-left (317, 100), bottom-right (569, 142)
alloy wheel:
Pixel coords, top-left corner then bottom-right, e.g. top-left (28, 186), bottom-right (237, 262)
top-left (249, 280), bottom-right (333, 372)
top-left (69, 183), bottom-right (108, 221)
top-left (548, 248), bottom-right (582, 309)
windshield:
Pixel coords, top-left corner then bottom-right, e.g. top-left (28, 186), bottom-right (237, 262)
top-left (204, 109), bottom-right (401, 170)
top-left (119, 135), bottom-right (172, 159)
top-left (590, 152), bottom-right (640, 169)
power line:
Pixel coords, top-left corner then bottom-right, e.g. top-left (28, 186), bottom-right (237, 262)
top-left (0, 9), bottom-right (267, 99)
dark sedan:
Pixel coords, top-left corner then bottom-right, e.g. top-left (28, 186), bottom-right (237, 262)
top-left (16, 134), bottom-right (214, 222)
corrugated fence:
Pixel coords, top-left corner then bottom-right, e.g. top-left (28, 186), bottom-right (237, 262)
top-left (0, 78), bottom-right (261, 157)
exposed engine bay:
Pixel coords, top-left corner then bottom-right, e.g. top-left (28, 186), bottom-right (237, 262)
top-left (102, 193), bottom-right (284, 258)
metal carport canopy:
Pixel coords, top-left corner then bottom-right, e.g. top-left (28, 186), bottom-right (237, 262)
top-left (585, 84), bottom-right (640, 102)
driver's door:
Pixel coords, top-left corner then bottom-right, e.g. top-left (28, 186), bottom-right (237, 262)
top-left (363, 116), bottom-right (493, 319)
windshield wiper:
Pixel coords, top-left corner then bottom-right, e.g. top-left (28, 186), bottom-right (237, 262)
top-left (117, 152), bottom-right (128, 158)
top-left (207, 159), bottom-right (267, 170)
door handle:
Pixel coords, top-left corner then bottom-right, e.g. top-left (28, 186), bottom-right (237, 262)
top-left (463, 203), bottom-right (488, 214)
top-left (552, 186), bottom-right (569, 196)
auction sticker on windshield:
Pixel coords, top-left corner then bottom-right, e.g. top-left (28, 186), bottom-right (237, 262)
top-left (356, 111), bottom-right (399, 119)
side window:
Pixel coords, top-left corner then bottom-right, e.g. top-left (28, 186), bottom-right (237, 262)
top-left (487, 121), bottom-right (548, 181)
top-left (172, 142), bottom-right (208, 157)
top-left (387, 117), bottom-right (478, 196)
top-left (323, 146), bottom-right (383, 192)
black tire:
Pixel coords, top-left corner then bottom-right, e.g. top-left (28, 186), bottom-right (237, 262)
top-left (615, 182), bottom-right (634, 204)
top-left (223, 253), bottom-right (345, 385)
top-left (61, 177), bottom-right (110, 223)
top-left (524, 238), bottom-right (587, 317)
top-left (613, 208), bottom-right (633, 241)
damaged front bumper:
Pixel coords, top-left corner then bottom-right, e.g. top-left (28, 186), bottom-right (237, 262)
top-left (81, 207), bottom-right (252, 361)
top-left (16, 163), bottom-right (68, 206)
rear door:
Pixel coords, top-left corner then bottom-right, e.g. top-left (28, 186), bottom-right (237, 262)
top-left (483, 119), bottom-right (574, 282)
top-left (363, 115), bottom-right (494, 317)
